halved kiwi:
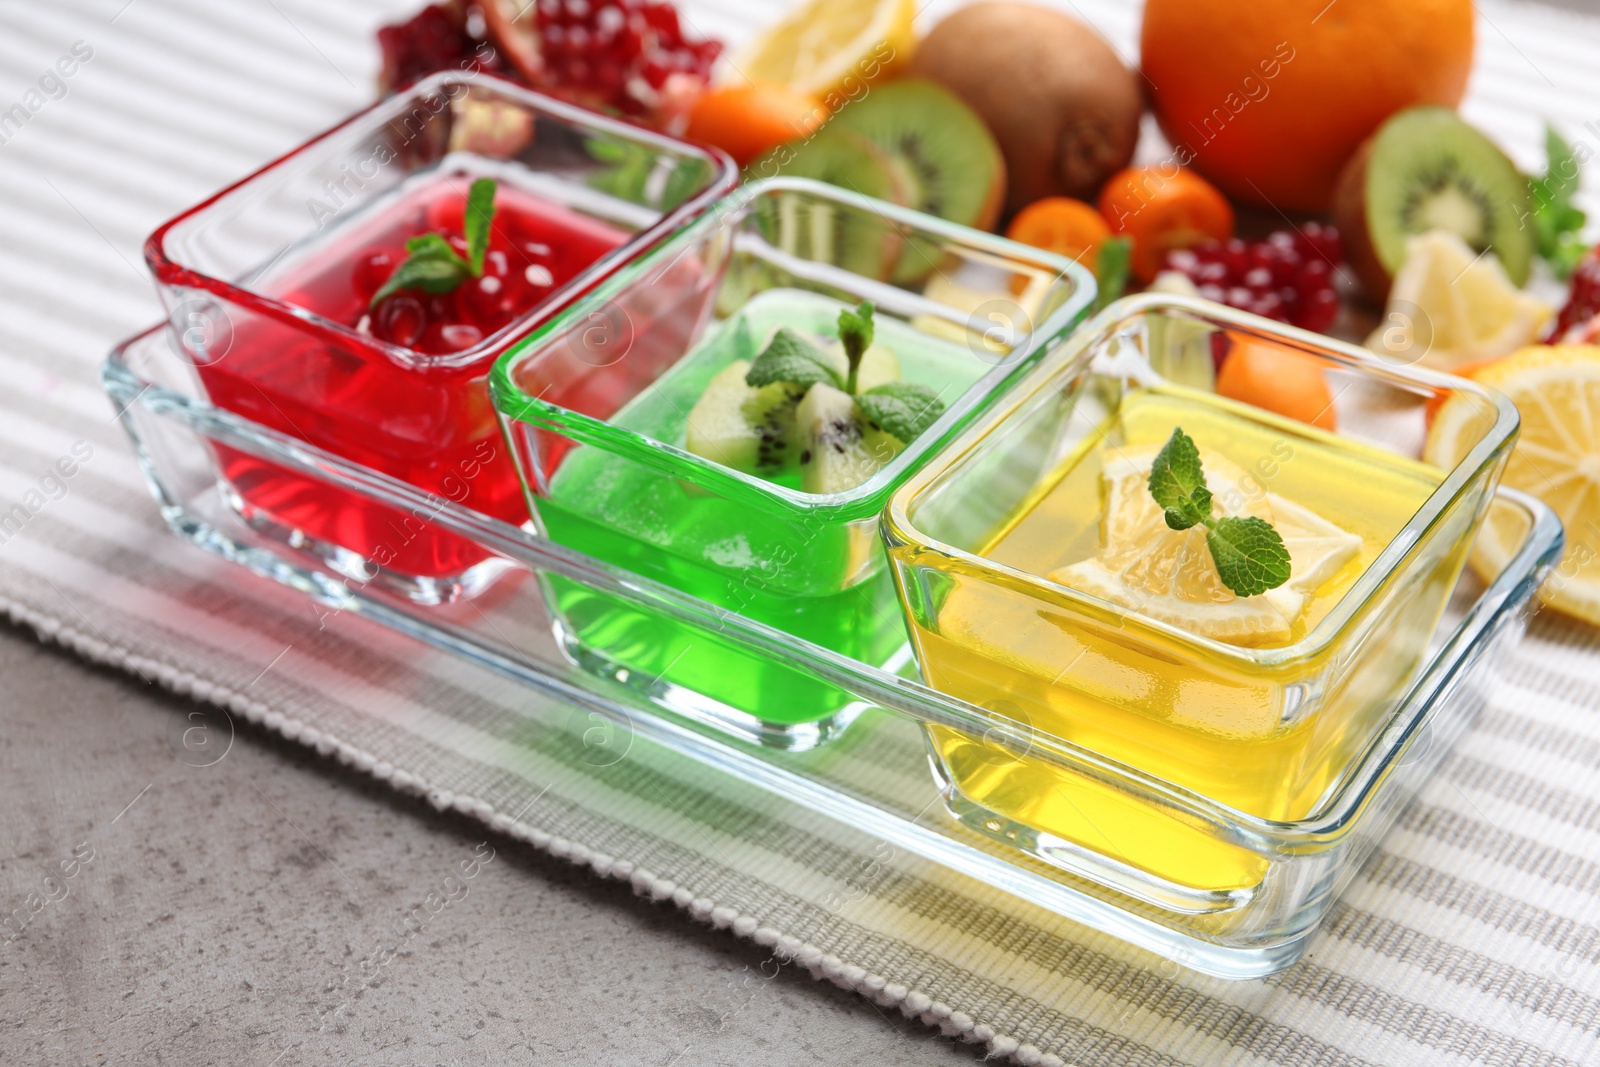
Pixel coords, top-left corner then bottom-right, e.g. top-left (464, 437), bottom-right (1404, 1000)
top-left (828, 78), bottom-right (1006, 234)
top-left (749, 127), bottom-right (913, 281)
top-left (829, 79), bottom-right (1006, 283)
top-left (1336, 107), bottom-right (1533, 300)
top-left (751, 79), bottom-right (1006, 283)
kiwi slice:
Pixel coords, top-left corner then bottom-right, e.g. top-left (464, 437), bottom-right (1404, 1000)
top-left (1337, 107), bottom-right (1533, 297)
top-left (684, 360), bottom-right (804, 474)
top-left (684, 325), bottom-right (906, 483)
top-left (795, 383), bottom-right (904, 494)
top-left (828, 79), bottom-right (1006, 236)
top-left (749, 127), bottom-right (913, 281)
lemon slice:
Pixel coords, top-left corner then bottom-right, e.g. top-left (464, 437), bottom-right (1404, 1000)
top-left (1051, 443), bottom-right (1362, 644)
top-left (722, 0), bottom-right (914, 100)
top-left (1427, 345), bottom-right (1600, 625)
top-left (1367, 231), bottom-right (1553, 372)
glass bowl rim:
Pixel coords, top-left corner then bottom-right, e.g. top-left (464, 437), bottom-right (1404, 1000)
top-left (883, 291), bottom-right (1523, 667)
top-left (142, 70), bottom-right (738, 373)
top-left (488, 175), bottom-right (1099, 521)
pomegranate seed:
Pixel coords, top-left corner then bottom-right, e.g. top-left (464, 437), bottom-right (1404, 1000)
top-left (1167, 248), bottom-right (1201, 276)
top-left (1159, 225), bottom-right (1346, 333)
top-left (641, 2), bottom-right (680, 35)
top-left (1296, 258), bottom-right (1331, 293)
top-left (1295, 289), bottom-right (1341, 333)
top-left (1551, 252), bottom-right (1600, 339)
top-left (640, 57), bottom-right (669, 88)
top-left (373, 295), bottom-right (426, 348)
top-left (351, 251), bottom-right (394, 305)
top-left (1219, 238), bottom-right (1248, 276)
top-left (1251, 292), bottom-right (1286, 320)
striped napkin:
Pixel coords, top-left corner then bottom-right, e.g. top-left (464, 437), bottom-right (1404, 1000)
top-left (5, 1), bottom-right (1600, 1063)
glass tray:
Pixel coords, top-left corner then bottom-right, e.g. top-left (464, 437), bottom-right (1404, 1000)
top-left (103, 324), bottom-right (1562, 979)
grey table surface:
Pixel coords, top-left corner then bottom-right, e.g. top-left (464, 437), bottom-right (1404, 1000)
top-left (0, 623), bottom-right (992, 1065)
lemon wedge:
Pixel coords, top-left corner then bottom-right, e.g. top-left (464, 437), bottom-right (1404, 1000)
top-left (721, 0), bottom-right (914, 101)
top-left (1051, 442), bottom-right (1362, 644)
top-left (1367, 231), bottom-right (1553, 371)
top-left (1427, 345), bottom-right (1600, 626)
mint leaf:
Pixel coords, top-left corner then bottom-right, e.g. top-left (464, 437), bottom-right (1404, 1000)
top-left (403, 232), bottom-right (468, 264)
top-left (1094, 236), bottom-right (1131, 312)
top-left (369, 239), bottom-right (471, 306)
top-left (1206, 516), bottom-right (1291, 597)
top-left (586, 137), bottom-right (656, 204)
top-left (1144, 427), bottom-right (1292, 597)
top-left (585, 136), bottom-right (630, 164)
top-left (661, 158), bottom-right (713, 212)
top-left (837, 301), bottom-right (875, 394)
top-left (368, 206), bottom-right (485, 309)
top-left (463, 177), bottom-right (497, 276)
top-left (857, 381), bottom-right (947, 443)
top-left (1147, 427), bottom-right (1211, 530)
top-left (1530, 125), bottom-right (1587, 279)
top-left (744, 328), bottom-right (841, 390)
top-left (1551, 230), bottom-right (1590, 277)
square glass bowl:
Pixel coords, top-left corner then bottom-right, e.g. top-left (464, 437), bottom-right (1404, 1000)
top-left (491, 177), bottom-right (1095, 747)
top-left (882, 293), bottom-right (1518, 907)
top-left (144, 70), bottom-right (736, 604)
top-left (103, 320), bottom-right (1560, 975)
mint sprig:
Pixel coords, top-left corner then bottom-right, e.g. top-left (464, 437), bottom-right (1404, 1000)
top-left (837, 301), bottom-right (874, 394)
top-left (1530, 125), bottom-right (1588, 279)
top-left (1147, 427), bottom-right (1291, 598)
top-left (462, 176), bottom-right (496, 276)
top-left (856, 381), bottom-right (945, 442)
top-left (745, 328), bottom-right (841, 390)
top-left (740, 300), bottom-right (947, 445)
top-left (1093, 236), bottom-right (1131, 312)
top-left (370, 177), bottom-right (497, 307)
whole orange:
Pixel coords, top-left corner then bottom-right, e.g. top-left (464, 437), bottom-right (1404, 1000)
top-left (1140, 0), bottom-right (1474, 213)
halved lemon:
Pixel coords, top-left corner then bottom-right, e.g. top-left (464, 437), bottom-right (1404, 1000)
top-left (1427, 345), bottom-right (1600, 625)
top-left (1051, 443), bottom-right (1362, 645)
top-left (721, 0), bottom-right (914, 102)
top-left (1367, 231), bottom-right (1553, 372)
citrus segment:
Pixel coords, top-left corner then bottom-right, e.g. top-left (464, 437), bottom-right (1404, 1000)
top-left (1427, 345), bottom-right (1600, 625)
top-left (723, 0), bottom-right (913, 102)
top-left (1051, 443), bottom-right (1361, 644)
top-left (1367, 231), bottom-right (1552, 371)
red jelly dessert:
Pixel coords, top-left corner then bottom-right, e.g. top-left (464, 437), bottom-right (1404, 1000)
top-left (194, 173), bottom-right (627, 595)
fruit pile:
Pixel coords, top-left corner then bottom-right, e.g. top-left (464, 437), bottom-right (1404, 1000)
top-left (366, 0), bottom-right (1600, 625)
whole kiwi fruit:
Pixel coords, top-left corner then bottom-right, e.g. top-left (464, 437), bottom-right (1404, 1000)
top-left (908, 1), bottom-right (1142, 214)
